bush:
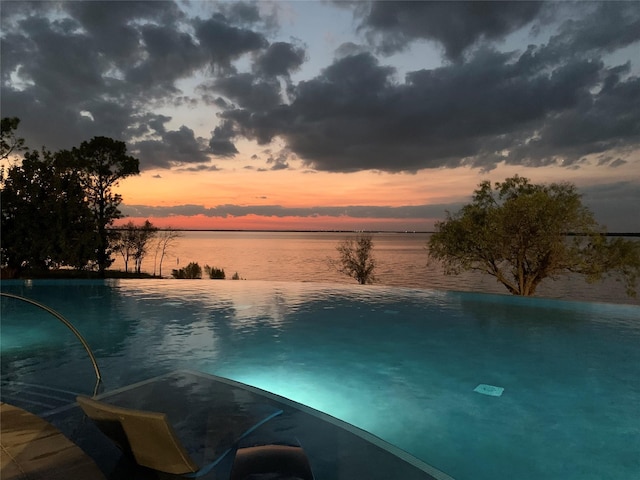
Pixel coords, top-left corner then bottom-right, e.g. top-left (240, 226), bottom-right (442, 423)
top-left (334, 234), bottom-right (376, 284)
top-left (231, 272), bottom-right (243, 280)
top-left (204, 265), bottom-right (225, 279)
top-left (171, 262), bottom-right (202, 279)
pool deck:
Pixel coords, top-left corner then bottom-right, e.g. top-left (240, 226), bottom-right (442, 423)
top-left (0, 402), bottom-right (106, 480)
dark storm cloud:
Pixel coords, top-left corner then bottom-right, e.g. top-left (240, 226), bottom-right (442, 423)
top-left (63, 0), bottom-right (184, 63)
top-left (2, 1), bottom-right (639, 174)
top-left (516, 3), bottom-right (640, 72)
top-left (204, 73), bottom-right (282, 111)
top-left (344, 0), bottom-right (544, 60)
top-left (209, 120), bottom-right (240, 157)
top-left (217, 49), bottom-right (633, 172)
top-left (215, 1), bottom-right (640, 173)
top-left (193, 15), bottom-right (268, 71)
top-left (124, 23), bottom-right (203, 94)
top-left (218, 1), bottom-right (262, 25)
top-left (254, 41), bottom-right (307, 77)
top-left (131, 126), bottom-right (209, 169)
top-left (0, 0), bottom-right (273, 164)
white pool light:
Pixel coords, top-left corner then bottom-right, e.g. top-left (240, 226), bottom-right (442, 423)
top-left (473, 384), bottom-right (504, 397)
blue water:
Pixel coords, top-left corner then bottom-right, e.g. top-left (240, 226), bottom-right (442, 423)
top-left (1, 280), bottom-right (639, 480)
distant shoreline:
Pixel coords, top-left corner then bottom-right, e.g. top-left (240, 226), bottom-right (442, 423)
top-left (110, 228), bottom-right (640, 236)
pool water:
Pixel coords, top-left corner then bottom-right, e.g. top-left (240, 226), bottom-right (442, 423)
top-left (1, 280), bottom-right (639, 480)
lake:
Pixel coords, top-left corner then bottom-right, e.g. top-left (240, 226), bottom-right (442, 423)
top-left (111, 231), bottom-right (639, 306)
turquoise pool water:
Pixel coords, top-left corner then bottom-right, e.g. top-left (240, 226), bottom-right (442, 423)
top-left (1, 280), bottom-right (639, 480)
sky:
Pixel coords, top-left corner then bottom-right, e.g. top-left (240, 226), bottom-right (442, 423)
top-left (1, 0), bottom-right (639, 232)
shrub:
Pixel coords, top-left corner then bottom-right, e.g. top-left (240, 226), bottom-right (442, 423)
top-left (334, 234), bottom-right (376, 284)
top-left (171, 262), bottom-right (202, 279)
top-left (204, 265), bottom-right (225, 279)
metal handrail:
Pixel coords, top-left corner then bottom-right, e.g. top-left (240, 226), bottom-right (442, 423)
top-left (1, 292), bottom-right (103, 396)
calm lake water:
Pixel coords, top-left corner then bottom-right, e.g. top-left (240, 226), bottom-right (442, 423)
top-left (111, 231), bottom-right (639, 306)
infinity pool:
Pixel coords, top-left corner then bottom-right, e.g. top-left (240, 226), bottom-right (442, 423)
top-left (1, 280), bottom-right (639, 480)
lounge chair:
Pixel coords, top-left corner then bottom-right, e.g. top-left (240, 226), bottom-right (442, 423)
top-left (76, 395), bottom-right (313, 478)
top-left (230, 444), bottom-right (314, 480)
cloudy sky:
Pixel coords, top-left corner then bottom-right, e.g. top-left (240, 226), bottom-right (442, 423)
top-left (2, 0), bottom-right (639, 231)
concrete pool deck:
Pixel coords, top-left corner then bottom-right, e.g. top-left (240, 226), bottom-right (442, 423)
top-left (0, 402), bottom-right (106, 480)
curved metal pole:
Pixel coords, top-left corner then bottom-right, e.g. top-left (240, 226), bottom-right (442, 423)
top-left (1, 292), bottom-right (103, 395)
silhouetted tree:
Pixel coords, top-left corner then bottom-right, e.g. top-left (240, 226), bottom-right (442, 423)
top-left (112, 223), bottom-right (136, 273)
top-left (1, 149), bottom-right (97, 275)
top-left (335, 234), bottom-right (377, 284)
top-left (113, 220), bottom-right (157, 273)
top-left (153, 228), bottom-right (183, 277)
top-left (132, 220), bottom-right (157, 273)
top-left (68, 137), bottom-right (139, 277)
top-left (428, 175), bottom-right (640, 296)
top-left (1, 117), bottom-right (26, 161)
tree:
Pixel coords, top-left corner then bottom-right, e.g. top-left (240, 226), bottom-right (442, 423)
top-left (1, 117), bottom-right (26, 161)
top-left (68, 137), bottom-right (139, 277)
top-left (132, 220), bottom-right (157, 273)
top-left (153, 228), bottom-right (183, 277)
top-left (428, 176), bottom-right (640, 297)
top-left (335, 234), bottom-right (377, 284)
top-left (112, 223), bottom-right (136, 273)
top-left (1, 149), bottom-right (98, 275)
top-left (112, 220), bottom-right (157, 273)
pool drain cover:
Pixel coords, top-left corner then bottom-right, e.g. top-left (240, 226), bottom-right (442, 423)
top-left (474, 384), bottom-right (504, 397)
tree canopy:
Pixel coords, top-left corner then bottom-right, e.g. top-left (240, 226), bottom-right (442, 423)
top-left (1, 149), bottom-right (98, 273)
top-left (1, 119), bottom-right (141, 277)
top-left (112, 220), bottom-right (158, 274)
top-left (1, 117), bottom-right (26, 161)
top-left (67, 136), bottom-right (140, 276)
top-left (428, 176), bottom-right (640, 297)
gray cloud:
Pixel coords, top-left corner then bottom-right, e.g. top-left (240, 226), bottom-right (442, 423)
top-left (209, 120), bottom-right (240, 157)
top-left (254, 41), bottom-right (307, 77)
top-left (218, 1), bottom-right (262, 25)
top-left (0, 1), bottom-right (273, 164)
top-left (204, 73), bottom-right (283, 111)
top-left (217, 44), bottom-right (639, 172)
top-left (193, 14), bottom-right (268, 71)
top-left (120, 202), bottom-right (465, 221)
top-left (265, 149), bottom-right (293, 170)
top-left (216, 1), bottom-right (640, 173)
top-left (132, 125), bottom-right (210, 169)
top-left (1, 1), bottom-right (638, 176)
top-left (345, 0), bottom-right (544, 60)
top-left (63, 0), bottom-right (184, 64)
top-left (124, 23), bottom-right (203, 94)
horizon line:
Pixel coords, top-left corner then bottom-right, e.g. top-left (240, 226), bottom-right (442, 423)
top-left (107, 228), bottom-right (640, 236)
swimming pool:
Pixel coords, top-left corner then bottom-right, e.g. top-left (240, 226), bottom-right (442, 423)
top-left (1, 280), bottom-right (639, 480)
